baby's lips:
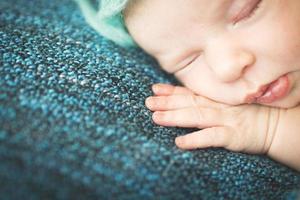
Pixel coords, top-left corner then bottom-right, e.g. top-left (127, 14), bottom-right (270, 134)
top-left (256, 74), bottom-right (290, 104)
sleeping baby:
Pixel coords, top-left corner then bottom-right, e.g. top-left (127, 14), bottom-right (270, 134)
top-left (77, 0), bottom-right (300, 171)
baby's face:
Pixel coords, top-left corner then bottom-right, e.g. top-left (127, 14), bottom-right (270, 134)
top-left (125, 0), bottom-right (300, 108)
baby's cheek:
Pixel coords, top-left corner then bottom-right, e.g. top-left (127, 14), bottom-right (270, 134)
top-left (175, 64), bottom-right (212, 96)
top-left (268, 2), bottom-right (300, 67)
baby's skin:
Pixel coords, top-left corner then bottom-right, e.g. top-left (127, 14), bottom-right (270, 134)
top-left (123, 0), bottom-right (300, 171)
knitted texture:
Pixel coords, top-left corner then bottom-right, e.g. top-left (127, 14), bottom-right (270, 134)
top-left (76, 0), bottom-right (137, 47)
top-left (0, 0), bottom-right (300, 199)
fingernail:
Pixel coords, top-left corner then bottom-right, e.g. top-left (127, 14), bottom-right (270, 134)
top-left (175, 136), bottom-right (183, 146)
top-left (145, 97), bottom-right (153, 107)
top-left (152, 84), bottom-right (160, 93)
top-left (152, 111), bottom-right (159, 119)
top-left (152, 111), bottom-right (164, 122)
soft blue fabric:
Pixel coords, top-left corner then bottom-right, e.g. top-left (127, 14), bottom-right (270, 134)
top-left (0, 0), bottom-right (300, 199)
top-left (76, 0), bottom-right (137, 47)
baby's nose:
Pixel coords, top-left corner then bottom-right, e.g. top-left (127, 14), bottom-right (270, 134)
top-left (206, 49), bottom-right (255, 83)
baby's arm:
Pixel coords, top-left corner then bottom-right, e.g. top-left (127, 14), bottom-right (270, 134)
top-left (267, 106), bottom-right (300, 171)
top-left (146, 83), bottom-right (300, 171)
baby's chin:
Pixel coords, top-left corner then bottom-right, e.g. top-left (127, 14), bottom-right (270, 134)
top-left (258, 99), bottom-right (300, 109)
top-left (220, 97), bottom-right (299, 109)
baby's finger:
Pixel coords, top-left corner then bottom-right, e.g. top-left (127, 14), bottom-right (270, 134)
top-left (151, 83), bottom-right (229, 109)
top-left (146, 95), bottom-right (221, 111)
top-left (152, 83), bottom-right (194, 96)
top-left (152, 107), bottom-right (224, 128)
top-left (175, 127), bottom-right (233, 150)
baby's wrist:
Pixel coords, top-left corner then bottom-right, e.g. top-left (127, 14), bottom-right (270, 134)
top-left (265, 106), bottom-right (300, 171)
top-left (263, 107), bottom-right (282, 155)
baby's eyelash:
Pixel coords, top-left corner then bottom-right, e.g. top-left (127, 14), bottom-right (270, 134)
top-left (184, 56), bottom-right (198, 67)
top-left (174, 55), bottom-right (200, 74)
top-left (233, 0), bottom-right (263, 24)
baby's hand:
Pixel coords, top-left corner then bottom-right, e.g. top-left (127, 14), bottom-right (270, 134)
top-left (146, 83), bottom-right (281, 154)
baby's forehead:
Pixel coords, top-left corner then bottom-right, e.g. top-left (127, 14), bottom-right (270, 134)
top-left (138, 0), bottom-right (230, 18)
top-left (126, 3), bottom-right (210, 50)
top-left (129, 0), bottom-right (231, 36)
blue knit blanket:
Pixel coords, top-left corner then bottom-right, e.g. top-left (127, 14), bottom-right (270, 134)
top-left (0, 0), bottom-right (299, 199)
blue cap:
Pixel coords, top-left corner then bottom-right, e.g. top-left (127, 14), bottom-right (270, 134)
top-left (76, 0), bottom-right (137, 48)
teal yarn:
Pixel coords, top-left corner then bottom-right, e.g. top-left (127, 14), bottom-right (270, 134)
top-left (76, 0), bottom-right (137, 48)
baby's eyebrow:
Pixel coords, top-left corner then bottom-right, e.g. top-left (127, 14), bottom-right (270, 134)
top-left (192, 0), bottom-right (233, 14)
top-left (207, 0), bottom-right (235, 20)
top-left (213, 0), bottom-right (233, 11)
